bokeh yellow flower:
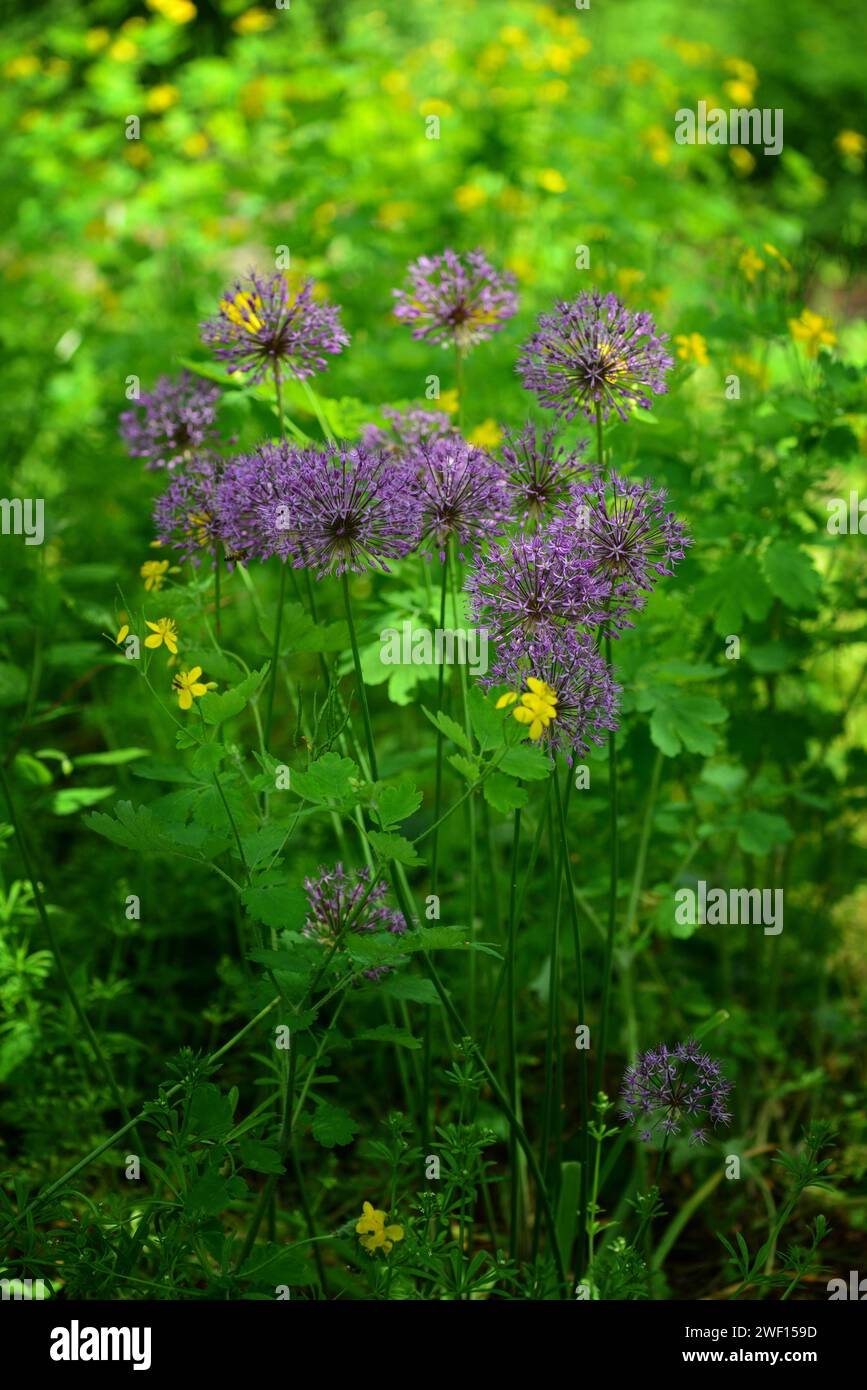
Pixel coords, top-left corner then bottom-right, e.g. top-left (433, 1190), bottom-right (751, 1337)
top-left (675, 332), bottom-right (709, 367)
top-left (836, 130), bottom-right (866, 158)
top-left (789, 308), bottom-right (836, 358)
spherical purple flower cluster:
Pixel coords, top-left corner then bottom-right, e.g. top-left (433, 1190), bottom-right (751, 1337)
top-left (120, 371), bottom-right (222, 471)
top-left (491, 629), bottom-right (620, 763)
top-left (517, 290), bottom-right (674, 423)
top-left (547, 471), bottom-right (692, 630)
top-left (393, 248), bottom-right (518, 352)
top-left (153, 456), bottom-right (225, 566)
top-left (466, 531), bottom-right (606, 656)
top-left (620, 1039), bottom-right (735, 1146)
top-left (416, 439), bottom-right (510, 561)
top-left (201, 271), bottom-right (349, 386)
top-left (215, 441), bottom-right (301, 564)
top-left (303, 863), bottom-right (407, 980)
top-left (500, 422), bottom-right (593, 526)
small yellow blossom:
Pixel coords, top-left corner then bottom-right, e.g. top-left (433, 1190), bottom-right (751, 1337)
top-left (738, 246), bottom-right (765, 283)
top-left (730, 148), bottom-right (755, 176)
top-left (183, 132), bottom-right (209, 158)
top-left (675, 332), bottom-right (709, 367)
top-left (538, 168), bottom-right (567, 193)
top-left (723, 57), bottom-right (758, 86)
top-left (147, 0), bottom-right (197, 23)
top-left (836, 129), bottom-right (866, 158)
top-left (355, 1202), bottom-right (404, 1256)
top-left (5, 54), bottom-right (40, 78)
top-left (146, 84), bottom-right (179, 113)
top-left (140, 559), bottom-right (175, 592)
top-left (114, 624), bottom-right (130, 646)
top-left (438, 388), bottom-right (459, 416)
top-left (499, 677), bottom-right (559, 741)
top-left (468, 419), bottom-right (502, 449)
top-left (85, 28), bottom-right (110, 52)
top-left (172, 666), bottom-right (213, 711)
top-left (724, 79), bottom-right (754, 105)
top-left (144, 618), bottom-right (179, 654)
top-left (233, 7), bottom-right (274, 34)
top-left (454, 184), bottom-right (487, 212)
top-left (789, 308), bottom-right (836, 358)
top-left (108, 38), bottom-right (139, 63)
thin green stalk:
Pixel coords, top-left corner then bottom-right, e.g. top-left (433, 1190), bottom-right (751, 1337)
top-left (506, 803), bottom-right (521, 1260)
top-left (595, 630), bottom-right (619, 1093)
top-left (341, 571), bottom-right (378, 780)
top-left (264, 363), bottom-right (288, 749)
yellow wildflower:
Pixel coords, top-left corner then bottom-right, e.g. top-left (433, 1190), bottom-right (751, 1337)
top-left (499, 677), bottom-right (559, 742)
top-left (835, 130), bottom-right (866, 158)
top-left (468, 419), bottom-right (502, 449)
top-left (738, 246), bottom-right (765, 283)
top-left (171, 666), bottom-right (213, 711)
top-left (144, 618), bottom-right (179, 655)
top-left (146, 84), bottom-right (179, 113)
top-left (538, 168), bottom-right (567, 193)
top-left (675, 332), bottom-right (709, 367)
top-left (724, 79), bottom-right (754, 105)
top-left (355, 1202), bottom-right (404, 1256)
top-left (140, 559), bottom-right (176, 592)
top-left (114, 624), bottom-right (130, 646)
top-left (729, 148), bottom-right (755, 176)
top-left (789, 308), bottom-right (836, 358)
top-left (233, 7), bottom-right (274, 34)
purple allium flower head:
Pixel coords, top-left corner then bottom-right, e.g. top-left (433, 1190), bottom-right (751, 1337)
top-left (500, 421), bottom-right (593, 526)
top-left (620, 1039), bottom-right (735, 1146)
top-left (153, 455), bottom-right (225, 567)
top-left (303, 863), bottom-right (407, 980)
top-left (489, 629), bottom-right (620, 763)
top-left (270, 443), bottom-right (422, 577)
top-left (393, 248), bottom-right (518, 352)
top-left (416, 438), bottom-right (510, 561)
top-left (361, 406), bottom-right (460, 462)
top-left (215, 440), bottom-right (300, 564)
top-left (466, 532), bottom-right (606, 655)
top-left (201, 271), bottom-right (349, 386)
top-left (517, 290), bottom-right (674, 423)
top-left (548, 472), bottom-right (691, 628)
top-left (119, 371), bottom-right (222, 471)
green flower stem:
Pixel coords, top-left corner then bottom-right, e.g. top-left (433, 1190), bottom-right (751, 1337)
top-left (213, 543), bottom-right (222, 641)
top-left (506, 803), bottom-right (522, 1260)
top-left (264, 363), bottom-right (288, 750)
top-left (429, 550), bottom-right (450, 891)
top-left (341, 569), bottom-right (379, 780)
top-left (0, 764), bottom-right (143, 1152)
top-left (595, 631), bottom-right (619, 1094)
top-left (552, 761), bottom-right (590, 1276)
top-left (454, 345), bottom-right (465, 431)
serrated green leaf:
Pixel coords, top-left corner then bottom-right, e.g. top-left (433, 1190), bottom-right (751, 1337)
top-left (311, 1101), bottom-right (358, 1148)
top-left (367, 830), bottom-right (422, 865)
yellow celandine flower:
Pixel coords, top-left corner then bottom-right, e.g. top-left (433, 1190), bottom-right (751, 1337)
top-left (144, 618), bottom-right (179, 655)
top-left (468, 419), bottom-right (502, 449)
top-left (836, 129), bottom-right (866, 158)
top-left (140, 559), bottom-right (176, 592)
top-left (497, 677), bottom-right (559, 741)
top-left (171, 666), bottom-right (214, 711)
top-left (115, 624), bottom-right (130, 646)
top-left (789, 308), bottom-right (836, 358)
top-left (233, 8), bottom-right (274, 35)
top-left (675, 332), bottom-right (709, 367)
top-left (738, 246), bottom-right (765, 283)
top-left (355, 1202), bottom-right (404, 1256)
top-left (220, 290), bottom-right (264, 335)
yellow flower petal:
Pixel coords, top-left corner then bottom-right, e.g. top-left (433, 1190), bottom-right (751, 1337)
top-left (144, 633), bottom-right (162, 648)
top-left (496, 691), bottom-right (518, 708)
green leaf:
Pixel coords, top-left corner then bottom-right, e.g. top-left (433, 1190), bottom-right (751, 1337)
top-left (372, 778), bottom-right (422, 830)
top-left (290, 752), bottom-right (359, 807)
top-left (74, 747), bottom-right (149, 768)
top-left (448, 753), bottom-right (480, 782)
top-left (200, 666), bottom-right (268, 725)
top-left (499, 744), bottom-right (551, 781)
top-left (191, 742), bottom-right (225, 778)
top-left (483, 772), bottom-right (529, 813)
top-left (85, 800), bottom-right (222, 855)
top-left (311, 1101), bottom-right (358, 1148)
top-left (375, 975), bottom-right (440, 1005)
top-left (0, 662), bottom-right (27, 708)
top-left (238, 1242), bottom-right (317, 1286)
top-left (761, 542), bottom-right (821, 611)
top-left (50, 786), bottom-right (116, 815)
top-left (184, 1167), bottom-right (247, 1217)
top-left (367, 830), bottom-right (422, 865)
top-left (736, 810), bottom-right (793, 855)
top-left (693, 554), bottom-right (773, 635)
top-left (238, 1139), bottom-right (285, 1175)
top-left (422, 706), bottom-right (472, 752)
top-left (356, 1024), bottom-right (422, 1050)
top-left (467, 686), bottom-right (505, 751)
top-left (188, 1084), bottom-right (234, 1141)
top-left (641, 690), bottom-right (727, 758)
top-left (241, 885), bottom-right (310, 931)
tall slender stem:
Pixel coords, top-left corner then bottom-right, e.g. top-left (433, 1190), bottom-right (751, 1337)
top-left (264, 364), bottom-right (288, 750)
top-left (506, 803), bottom-right (521, 1260)
top-left (341, 570), bottom-right (378, 780)
top-left (596, 631), bottom-right (619, 1094)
